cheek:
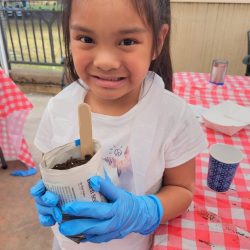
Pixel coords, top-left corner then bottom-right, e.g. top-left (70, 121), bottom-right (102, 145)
top-left (71, 50), bottom-right (90, 71)
top-left (126, 54), bottom-right (152, 78)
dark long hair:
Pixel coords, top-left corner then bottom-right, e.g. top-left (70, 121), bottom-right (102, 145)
top-left (61, 0), bottom-right (172, 91)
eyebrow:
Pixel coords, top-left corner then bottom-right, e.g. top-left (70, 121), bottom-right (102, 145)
top-left (70, 25), bottom-right (93, 33)
top-left (70, 25), bottom-right (147, 35)
top-left (118, 27), bottom-right (147, 35)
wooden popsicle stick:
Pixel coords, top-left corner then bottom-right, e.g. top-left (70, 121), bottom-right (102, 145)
top-left (78, 103), bottom-right (94, 159)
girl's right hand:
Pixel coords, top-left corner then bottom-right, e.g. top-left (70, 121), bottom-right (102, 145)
top-left (30, 179), bottom-right (62, 227)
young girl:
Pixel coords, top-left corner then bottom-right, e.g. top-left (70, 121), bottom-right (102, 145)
top-left (30, 0), bottom-right (207, 249)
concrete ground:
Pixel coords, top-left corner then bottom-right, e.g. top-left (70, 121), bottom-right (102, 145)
top-left (0, 93), bottom-right (54, 250)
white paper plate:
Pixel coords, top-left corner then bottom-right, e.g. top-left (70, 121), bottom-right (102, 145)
top-left (202, 101), bottom-right (250, 136)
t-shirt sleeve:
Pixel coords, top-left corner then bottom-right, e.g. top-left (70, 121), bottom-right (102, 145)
top-left (34, 102), bottom-right (54, 154)
top-left (164, 104), bottom-right (208, 168)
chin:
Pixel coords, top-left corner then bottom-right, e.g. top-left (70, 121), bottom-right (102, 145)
top-left (98, 93), bottom-right (125, 101)
top-left (91, 86), bottom-right (126, 98)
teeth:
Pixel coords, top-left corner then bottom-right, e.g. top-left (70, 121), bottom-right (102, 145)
top-left (98, 76), bottom-right (122, 81)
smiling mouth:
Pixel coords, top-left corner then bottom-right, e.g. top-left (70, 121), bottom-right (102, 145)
top-left (94, 76), bottom-right (125, 81)
top-left (92, 75), bottom-right (126, 88)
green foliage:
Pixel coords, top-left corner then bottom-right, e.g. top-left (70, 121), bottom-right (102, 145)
top-left (26, 1), bottom-right (62, 11)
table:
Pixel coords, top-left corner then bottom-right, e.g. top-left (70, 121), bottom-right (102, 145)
top-left (0, 68), bottom-right (35, 168)
top-left (153, 72), bottom-right (250, 250)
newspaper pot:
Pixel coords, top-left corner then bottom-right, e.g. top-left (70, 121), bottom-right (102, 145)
top-left (40, 140), bottom-right (105, 206)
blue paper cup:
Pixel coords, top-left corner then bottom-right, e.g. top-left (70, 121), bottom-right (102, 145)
top-left (207, 143), bottom-right (243, 192)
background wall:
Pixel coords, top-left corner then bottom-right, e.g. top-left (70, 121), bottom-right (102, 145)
top-left (170, 0), bottom-right (250, 75)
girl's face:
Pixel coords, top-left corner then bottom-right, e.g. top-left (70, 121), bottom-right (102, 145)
top-left (69, 0), bottom-right (156, 114)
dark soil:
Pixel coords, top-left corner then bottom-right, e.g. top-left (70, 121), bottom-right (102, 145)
top-left (52, 155), bottom-right (92, 170)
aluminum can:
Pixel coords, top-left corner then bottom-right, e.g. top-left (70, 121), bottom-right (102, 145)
top-left (209, 59), bottom-right (228, 85)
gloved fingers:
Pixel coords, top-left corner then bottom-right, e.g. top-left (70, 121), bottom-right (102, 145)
top-left (82, 230), bottom-right (123, 243)
top-left (62, 201), bottom-right (115, 219)
top-left (36, 203), bottom-right (62, 223)
top-left (30, 179), bottom-right (46, 197)
top-left (11, 167), bottom-right (37, 177)
top-left (38, 214), bottom-right (56, 227)
top-left (82, 218), bottom-right (117, 235)
top-left (59, 218), bottom-right (117, 236)
top-left (90, 176), bottom-right (120, 202)
top-left (59, 218), bottom-right (102, 236)
top-left (34, 191), bottom-right (60, 207)
top-left (42, 191), bottom-right (60, 206)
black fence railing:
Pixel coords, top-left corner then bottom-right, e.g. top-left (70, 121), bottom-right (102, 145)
top-left (0, 6), bottom-right (64, 70)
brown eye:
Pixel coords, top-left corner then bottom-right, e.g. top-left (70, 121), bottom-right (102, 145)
top-left (120, 39), bottom-right (136, 46)
top-left (80, 36), bottom-right (94, 44)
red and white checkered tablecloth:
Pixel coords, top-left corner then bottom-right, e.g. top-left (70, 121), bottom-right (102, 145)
top-left (0, 68), bottom-right (35, 168)
top-left (153, 72), bottom-right (250, 250)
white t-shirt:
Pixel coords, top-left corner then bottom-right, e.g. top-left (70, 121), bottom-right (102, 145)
top-left (34, 71), bottom-right (207, 250)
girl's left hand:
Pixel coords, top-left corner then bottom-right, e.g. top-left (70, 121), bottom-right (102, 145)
top-left (59, 174), bottom-right (163, 243)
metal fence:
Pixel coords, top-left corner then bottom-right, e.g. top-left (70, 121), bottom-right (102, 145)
top-left (0, 5), bottom-right (63, 70)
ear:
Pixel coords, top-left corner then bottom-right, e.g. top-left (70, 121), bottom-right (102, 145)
top-left (152, 24), bottom-right (169, 60)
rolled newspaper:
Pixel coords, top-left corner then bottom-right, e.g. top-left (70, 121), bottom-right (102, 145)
top-left (40, 140), bottom-right (105, 206)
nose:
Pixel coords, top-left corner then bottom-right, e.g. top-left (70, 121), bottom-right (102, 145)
top-left (93, 48), bottom-right (120, 71)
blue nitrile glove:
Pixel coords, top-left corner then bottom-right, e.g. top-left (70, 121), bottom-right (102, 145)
top-left (11, 167), bottom-right (37, 176)
top-left (30, 179), bottom-right (62, 227)
top-left (59, 174), bottom-right (163, 243)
